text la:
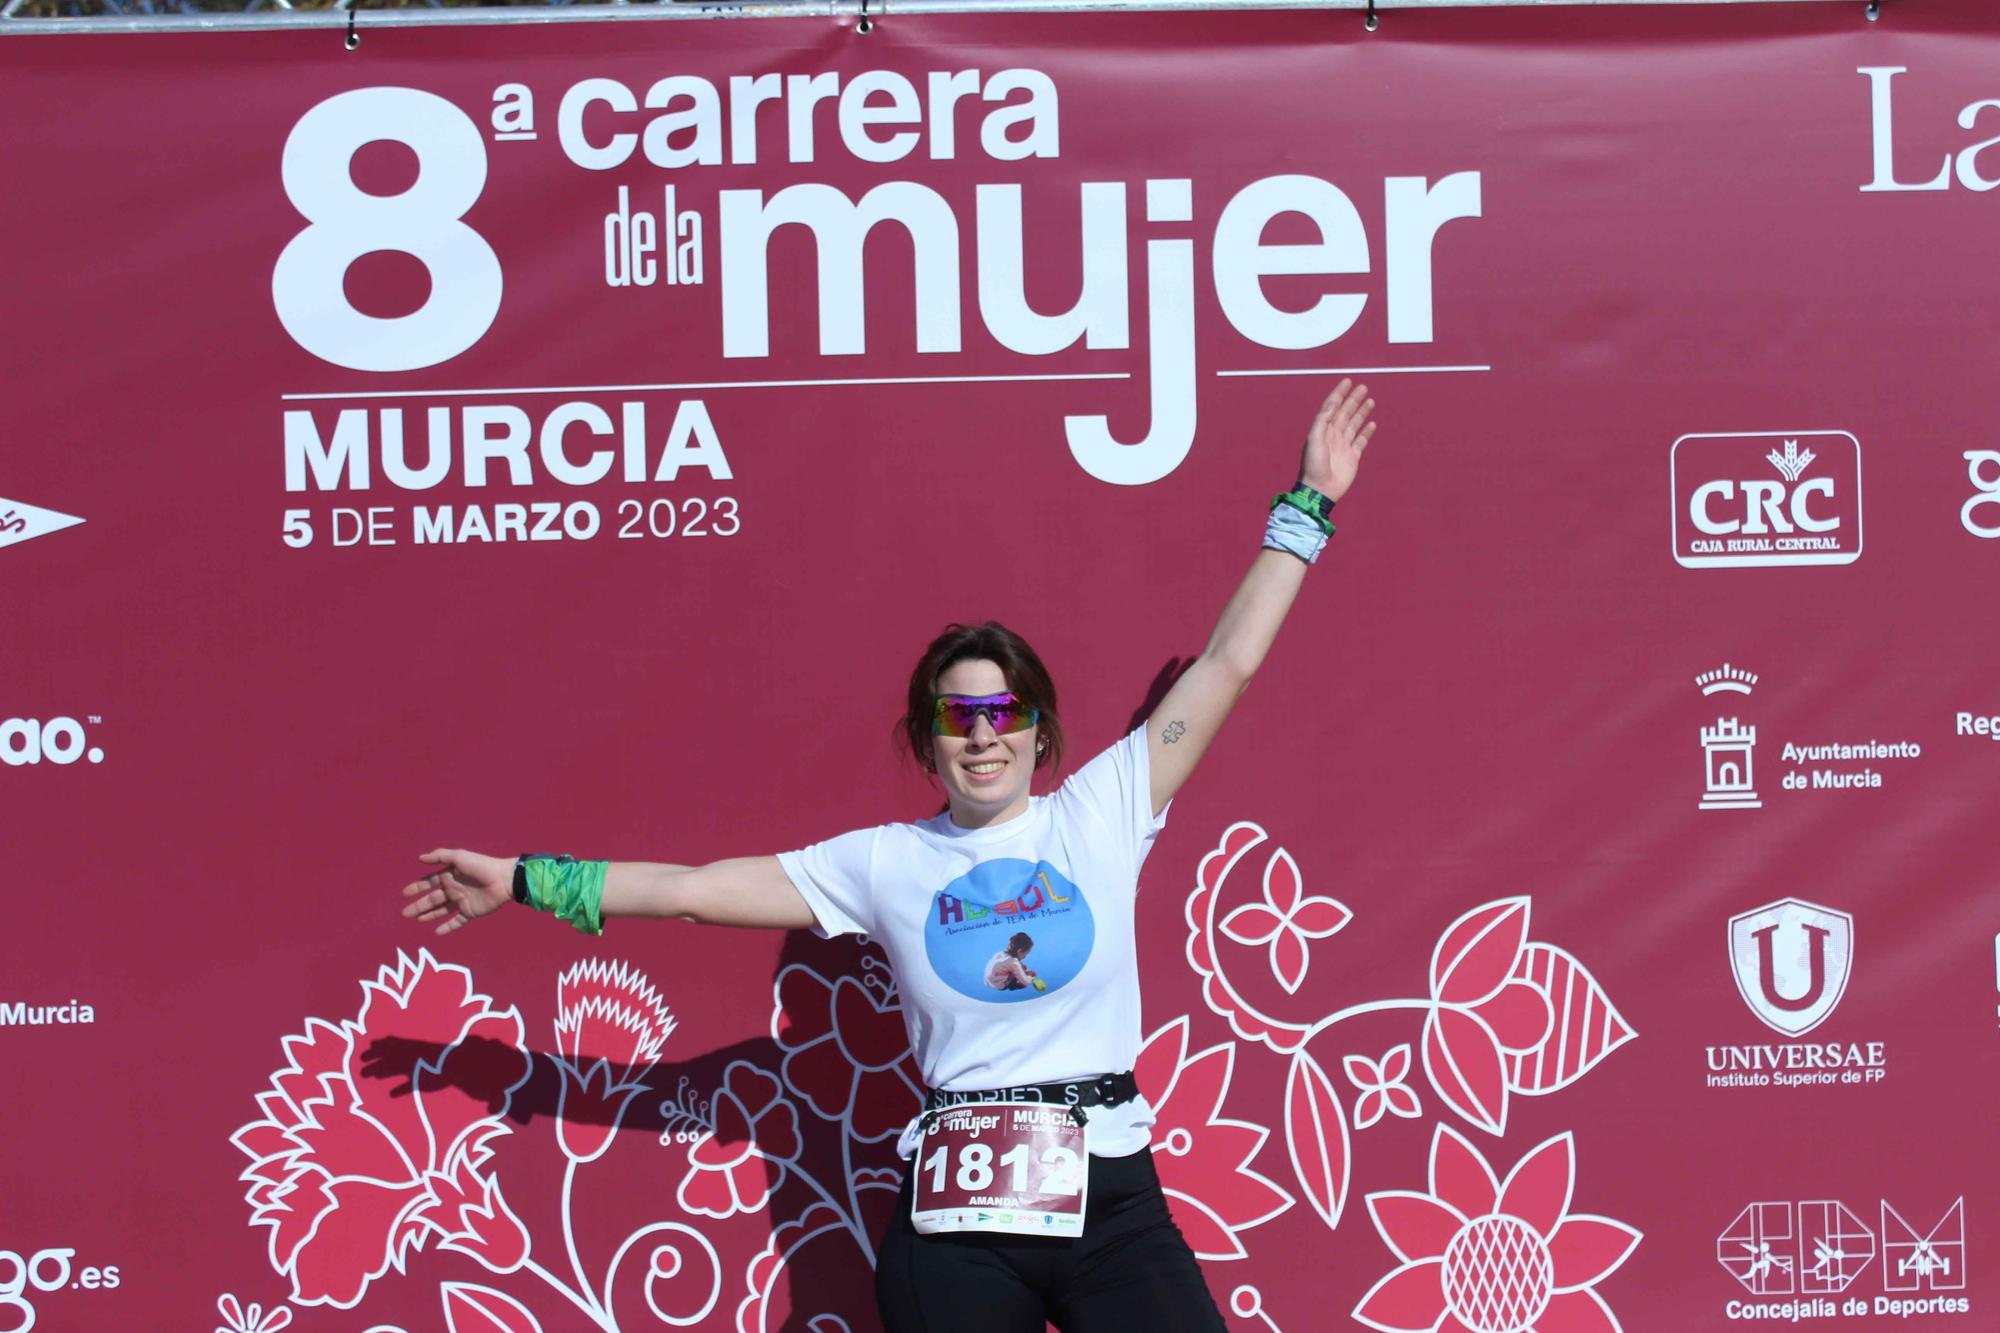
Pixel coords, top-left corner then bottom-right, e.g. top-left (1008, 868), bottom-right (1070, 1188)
top-left (1861, 66), bottom-right (2000, 191)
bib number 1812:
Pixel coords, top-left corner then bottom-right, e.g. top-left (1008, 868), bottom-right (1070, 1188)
top-left (921, 1138), bottom-right (1083, 1197)
top-left (909, 1101), bottom-right (1089, 1238)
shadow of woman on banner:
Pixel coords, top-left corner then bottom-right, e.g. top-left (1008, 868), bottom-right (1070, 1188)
top-left (359, 925), bottom-right (899, 1331)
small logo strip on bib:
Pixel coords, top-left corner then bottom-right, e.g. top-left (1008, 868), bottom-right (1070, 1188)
top-left (910, 1102), bottom-right (1088, 1237)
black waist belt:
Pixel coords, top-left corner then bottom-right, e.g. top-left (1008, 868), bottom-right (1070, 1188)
top-left (922, 1070), bottom-right (1139, 1128)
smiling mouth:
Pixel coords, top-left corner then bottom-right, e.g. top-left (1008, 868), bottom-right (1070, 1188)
top-left (965, 761), bottom-right (1006, 776)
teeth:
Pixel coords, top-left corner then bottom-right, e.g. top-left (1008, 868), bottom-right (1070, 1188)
top-left (967, 762), bottom-right (1005, 774)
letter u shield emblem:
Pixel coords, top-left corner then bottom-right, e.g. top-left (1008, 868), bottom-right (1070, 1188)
top-left (1727, 898), bottom-right (1855, 1036)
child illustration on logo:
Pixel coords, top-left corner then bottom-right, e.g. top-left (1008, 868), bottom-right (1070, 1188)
top-left (924, 858), bottom-right (1092, 1003)
top-left (983, 932), bottom-right (1048, 992)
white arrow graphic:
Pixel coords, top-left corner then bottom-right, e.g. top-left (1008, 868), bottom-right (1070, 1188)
top-left (0, 498), bottom-right (85, 550)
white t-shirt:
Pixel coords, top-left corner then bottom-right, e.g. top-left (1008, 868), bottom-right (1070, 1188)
top-left (779, 727), bottom-right (1167, 1158)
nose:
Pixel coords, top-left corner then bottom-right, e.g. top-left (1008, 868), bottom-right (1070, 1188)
top-left (965, 711), bottom-right (1000, 745)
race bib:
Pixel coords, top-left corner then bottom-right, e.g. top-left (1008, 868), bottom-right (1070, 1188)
top-left (910, 1101), bottom-right (1089, 1237)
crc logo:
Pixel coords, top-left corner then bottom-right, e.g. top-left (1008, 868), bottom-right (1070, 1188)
top-left (1964, 451), bottom-right (2000, 538)
top-left (0, 716), bottom-right (104, 766)
top-left (1728, 898), bottom-right (1854, 1036)
top-left (1672, 431), bottom-right (1863, 568)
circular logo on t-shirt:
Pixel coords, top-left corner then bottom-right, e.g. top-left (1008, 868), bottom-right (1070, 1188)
top-left (923, 859), bottom-right (1094, 1004)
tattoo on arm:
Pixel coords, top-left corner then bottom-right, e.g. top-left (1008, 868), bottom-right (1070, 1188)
top-left (1162, 720), bottom-right (1186, 744)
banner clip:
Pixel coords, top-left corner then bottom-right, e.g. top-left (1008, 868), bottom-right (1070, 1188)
top-left (1865, 0), bottom-right (1880, 19)
top-left (857, 0), bottom-right (873, 35)
top-left (1364, 0), bottom-right (1378, 33)
top-left (343, 6), bottom-right (358, 50)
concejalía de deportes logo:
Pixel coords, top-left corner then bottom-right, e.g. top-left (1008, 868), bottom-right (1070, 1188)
top-left (1717, 1196), bottom-right (1970, 1322)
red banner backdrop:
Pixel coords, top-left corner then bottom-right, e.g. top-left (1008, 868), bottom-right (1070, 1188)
top-left (5, 2), bottom-right (2000, 1329)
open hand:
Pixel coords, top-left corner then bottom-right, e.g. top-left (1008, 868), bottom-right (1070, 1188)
top-left (1299, 378), bottom-right (1377, 503)
top-left (400, 848), bottom-right (513, 936)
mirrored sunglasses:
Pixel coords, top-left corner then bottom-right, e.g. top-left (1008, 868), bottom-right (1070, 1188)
top-left (931, 692), bottom-right (1040, 738)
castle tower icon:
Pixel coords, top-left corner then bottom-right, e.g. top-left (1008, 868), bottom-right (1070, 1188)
top-left (1700, 718), bottom-right (1762, 810)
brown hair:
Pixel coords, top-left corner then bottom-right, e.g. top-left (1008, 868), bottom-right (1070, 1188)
top-left (900, 621), bottom-right (1065, 777)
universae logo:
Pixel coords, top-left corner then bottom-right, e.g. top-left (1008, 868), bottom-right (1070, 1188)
top-left (1727, 898), bottom-right (1853, 1037)
top-left (1671, 431), bottom-right (1862, 568)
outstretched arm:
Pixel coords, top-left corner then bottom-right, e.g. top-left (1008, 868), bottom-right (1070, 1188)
top-left (400, 849), bottom-right (815, 935)
top-left (1145, 379), bottom-right (1377, 816)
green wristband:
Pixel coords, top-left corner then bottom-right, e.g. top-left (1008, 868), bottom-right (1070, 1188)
top-left (1271, 485), bottom-right (1336, 537)
top-left (522, 855), bottom-right (608, 937)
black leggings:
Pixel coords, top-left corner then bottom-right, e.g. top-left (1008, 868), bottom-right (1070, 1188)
top-left (875, 1148), bottom-right (1229, 1332)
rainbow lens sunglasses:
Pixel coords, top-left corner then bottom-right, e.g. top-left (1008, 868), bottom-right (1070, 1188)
top-left (931, 692), bottom-right (1041, 738)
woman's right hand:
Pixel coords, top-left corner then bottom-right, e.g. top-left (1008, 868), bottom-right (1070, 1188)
top-left (401, 848), bottom-right (514, 935)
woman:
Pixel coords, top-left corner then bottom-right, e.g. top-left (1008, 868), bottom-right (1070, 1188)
top-left (399, 380), bottom-right (1378, 1332)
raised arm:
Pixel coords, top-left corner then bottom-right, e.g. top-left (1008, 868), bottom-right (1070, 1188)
top-left (400, 848), bottom-right (816, 936)
top-left (1145, 380), bottom-right (1377, 815)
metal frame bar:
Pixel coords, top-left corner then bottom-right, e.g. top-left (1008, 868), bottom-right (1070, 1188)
top-left (1, 0), bottom-right (1861, 38)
